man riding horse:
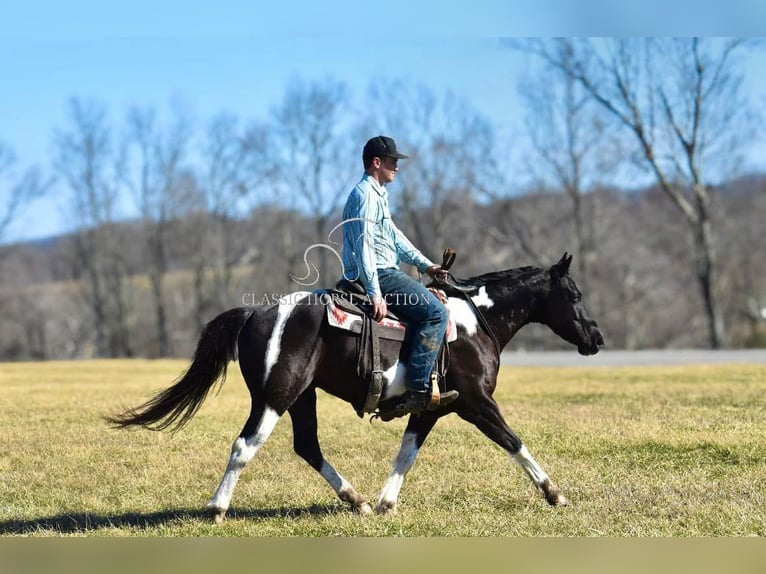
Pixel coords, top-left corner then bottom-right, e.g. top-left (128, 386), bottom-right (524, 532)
top-left (108, 137), bottom-right (605, 519)
top-left (340, 135), bottom-right (459, 416)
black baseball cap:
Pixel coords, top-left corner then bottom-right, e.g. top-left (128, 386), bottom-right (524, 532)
top-left (363, 135), bottom-right (409, 163)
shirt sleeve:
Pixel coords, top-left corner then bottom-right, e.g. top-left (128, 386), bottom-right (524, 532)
top-left (346, 189), bottom-right (382, 298)
top-left (392, 221), bottom-right (434, 274)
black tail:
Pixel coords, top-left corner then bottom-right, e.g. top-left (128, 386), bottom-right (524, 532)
top-left (107, 307), bottom-right (254, 432)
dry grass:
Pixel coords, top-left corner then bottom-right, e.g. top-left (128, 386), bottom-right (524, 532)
top-left (0, 359), bottom-right (764, 537)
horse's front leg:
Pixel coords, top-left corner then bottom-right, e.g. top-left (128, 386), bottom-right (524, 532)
top-left (375, 413), bottom-right (438, 514)
top-left (459, 399), bottom-right (568, 507)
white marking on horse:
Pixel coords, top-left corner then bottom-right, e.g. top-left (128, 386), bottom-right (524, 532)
top-left (471, 286), bottom-right (494, 308)
top-left (381, 361), bottom-right (407, 400)
top-left (446, 286), bottom-right (494, 336)
top-left (208, 406), bottom-right (281, 512)
top-left (319, 460), bottom-right (372, 513)
top-left (319, 461), bottom-right (350, 493)
top-left (264, 292), bottom-right (311, 383)
top-left (376, 430), bottom-right (419, 513)
top-left (510, 444), bottom-right (549, 486)
top-left (447, 298), bottom-right (478, 336)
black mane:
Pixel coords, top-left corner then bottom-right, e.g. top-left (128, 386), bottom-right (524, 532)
top-left (465, 266), bottom-right (543, 286)
top-left (437, 266), bottom-right (546, 297)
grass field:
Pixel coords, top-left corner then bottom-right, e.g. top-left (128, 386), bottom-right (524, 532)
top-left (0, 359), bottom-right (764, 537)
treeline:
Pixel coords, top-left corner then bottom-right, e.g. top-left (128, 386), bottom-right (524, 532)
top-left (1, 172), bottom-right (764, 360)
top-left (0, 38), bottom-right (764, 359)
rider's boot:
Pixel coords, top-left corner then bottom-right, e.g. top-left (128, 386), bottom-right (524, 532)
top-left (399, 387), bottom-right (459, 415)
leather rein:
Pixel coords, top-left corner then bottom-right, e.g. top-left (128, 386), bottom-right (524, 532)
top-left (435, 249), bottom-right (501, 357)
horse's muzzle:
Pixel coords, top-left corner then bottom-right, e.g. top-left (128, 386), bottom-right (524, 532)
top-left (578, 326), bottom-right (605, 356)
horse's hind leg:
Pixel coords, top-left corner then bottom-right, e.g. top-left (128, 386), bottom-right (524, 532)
top-left (288, 387), bottom-right (372, 514)
top-left (207, 400), bottom-right (281, 523)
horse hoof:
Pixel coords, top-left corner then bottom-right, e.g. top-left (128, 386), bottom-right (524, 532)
top-left (541, 480), bottom-right (568, 507)
top-left (357, 502), bottom-right (373, 515)
top-left (374, 501), bottom-right (397, 515)
top-left (206, 506), bottom-right (227, 524)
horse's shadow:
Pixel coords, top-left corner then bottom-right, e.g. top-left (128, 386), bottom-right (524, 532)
top-left (0, 503), bottom-right (341, 535)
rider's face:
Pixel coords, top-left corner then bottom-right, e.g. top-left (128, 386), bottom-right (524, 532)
top-left (378, 156), bottom-right (399, 184)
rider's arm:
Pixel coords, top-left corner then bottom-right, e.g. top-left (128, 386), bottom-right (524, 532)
top-left (391, 222), bottom-right (434, 275)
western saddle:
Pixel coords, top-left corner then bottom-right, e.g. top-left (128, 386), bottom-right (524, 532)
top-left (329, 249), bottom-right (458, 419)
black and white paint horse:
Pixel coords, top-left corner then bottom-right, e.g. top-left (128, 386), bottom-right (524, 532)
top-left (109, 253), bottom-right (604, 521)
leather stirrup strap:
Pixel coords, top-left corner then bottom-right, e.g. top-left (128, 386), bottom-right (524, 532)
top-left (362, 316), bottom-right (383, 413)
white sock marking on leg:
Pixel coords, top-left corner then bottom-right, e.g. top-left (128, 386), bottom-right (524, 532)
top-left (209, 406), bottom-right (281, 511)
top-left (319, 461), bottom-right (352, 494)
top-left (377, 431), bottom-right (419, 508)
top-left (511, 444), bottom-right (549, 486)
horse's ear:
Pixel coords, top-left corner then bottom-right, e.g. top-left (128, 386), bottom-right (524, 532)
top-left (552, 252), bottom-right (572, 278)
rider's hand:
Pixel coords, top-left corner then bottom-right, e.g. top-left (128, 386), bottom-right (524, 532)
top-left (371, 295), bottom-right (387, 322)
top-left (426, 265), bottom-right (448, 282)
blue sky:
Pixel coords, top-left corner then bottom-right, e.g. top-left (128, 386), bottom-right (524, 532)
top-left (2, 1), bottom-right (766, 243)
top-left (1, 37), bottom-right (526, 162)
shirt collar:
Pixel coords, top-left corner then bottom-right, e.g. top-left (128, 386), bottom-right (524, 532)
top-left (362, 173), bottom-right (387, 197)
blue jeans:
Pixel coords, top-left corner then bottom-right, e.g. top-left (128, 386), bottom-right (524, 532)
top-left (377, 268), bottom-right (448, 393)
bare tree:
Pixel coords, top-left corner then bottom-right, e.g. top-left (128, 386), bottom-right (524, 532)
top-left (269, 78), bottom-right (356, 286)
top-left (53, 97), bottom-right (132, 357)
top-left (177, 112), bottom-right (262, 332)
top-left (0, 142), bottom-right (51, 244)
top-left (195, 113), bottom-right (252, 319)
top-left (522, 38), bottom-right (758, 348)
top-left (517, 68), bottom-right (620, 294)
top-left (363, 81), bottom-right (497, 272)
top-left (170, 170), bottom-right (213, 334)
top-left (123, 104), bottom-right (192, 356)
top-left (717, 175), bottom-right (766, 346)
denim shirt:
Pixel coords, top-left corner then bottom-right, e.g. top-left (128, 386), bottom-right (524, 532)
top-left (341, 173), bottom-right (434, 298)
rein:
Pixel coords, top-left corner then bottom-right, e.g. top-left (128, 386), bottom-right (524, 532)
top-left (436, 248), bottom-right (501, 358)
top-left (442, 273), bottom-right (501, 357)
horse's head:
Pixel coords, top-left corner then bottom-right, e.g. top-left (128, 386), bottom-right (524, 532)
top-left (539, 253), bottom-right (604, 356)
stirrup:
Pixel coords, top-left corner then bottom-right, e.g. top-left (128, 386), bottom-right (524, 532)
top-left (425, 372), bottom-right (459, 410)
top-left (372, 387), bottom-right (460, 423)
top-left (372, 390), bottom-right (430, 422)
top-left (427, 389), bottom-right (459, 411)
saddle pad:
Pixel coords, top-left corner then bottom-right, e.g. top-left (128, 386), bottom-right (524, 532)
top-left (326, 298), bottom-right (457, 343)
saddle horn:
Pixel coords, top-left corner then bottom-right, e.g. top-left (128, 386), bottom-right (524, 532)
top-left (434, 248), bottom-right (475, 293)
top-left (441, 247), bottom-right (456, 271)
